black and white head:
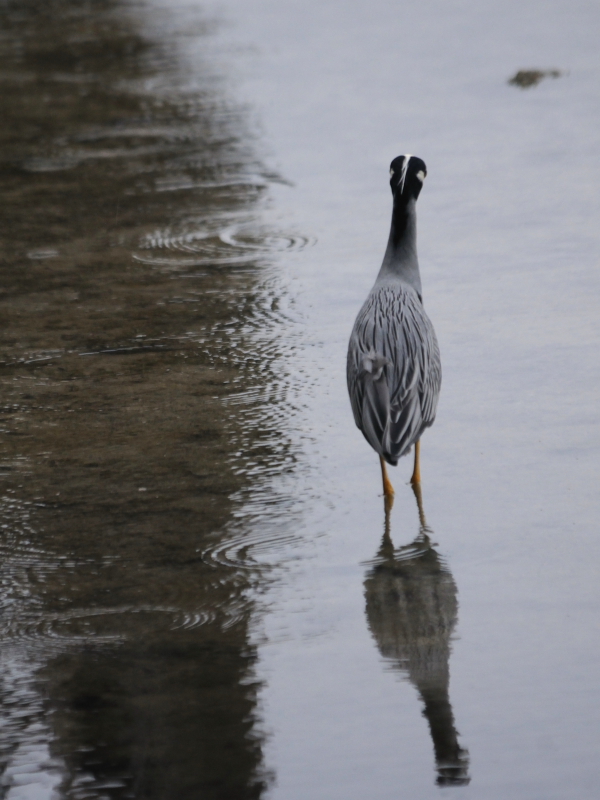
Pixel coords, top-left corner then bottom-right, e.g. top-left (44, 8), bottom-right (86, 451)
top-left (389, 154), bottom-right (427, 202)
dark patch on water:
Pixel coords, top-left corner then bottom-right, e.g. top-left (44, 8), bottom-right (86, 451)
top-left (508, 68), bottom-right (563, 88)
top-left (0, 0), bottom-right (296, 796)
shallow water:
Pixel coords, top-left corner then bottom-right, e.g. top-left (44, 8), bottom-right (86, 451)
top-left (1, 0), bottom-right (599, 797)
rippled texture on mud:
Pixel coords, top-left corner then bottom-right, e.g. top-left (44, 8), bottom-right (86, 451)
top-left (0, 1), bottom-right (300, 796)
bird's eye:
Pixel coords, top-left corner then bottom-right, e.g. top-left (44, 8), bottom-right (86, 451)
top-left (416, 170), bottom-right (425, 182)
top-left (389, 168), bottom-right (394, 177)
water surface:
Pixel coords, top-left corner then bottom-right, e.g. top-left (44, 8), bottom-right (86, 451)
top-left (1, 0), bottom-right (599, 798)
top-left (0, 1), bottom-right (296, 796)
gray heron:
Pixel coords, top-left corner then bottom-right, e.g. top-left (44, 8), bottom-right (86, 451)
top-left (347, 155), bottom-right (441, 503)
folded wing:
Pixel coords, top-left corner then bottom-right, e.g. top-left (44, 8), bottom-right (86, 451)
top-left (347, 285), bottom-right (441, 465)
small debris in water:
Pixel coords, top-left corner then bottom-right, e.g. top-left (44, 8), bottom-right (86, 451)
top-left (508, 69), bottom-right (562, 88)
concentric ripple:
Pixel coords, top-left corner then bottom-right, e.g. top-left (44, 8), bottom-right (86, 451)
top-left (200, 525), bottom-right (299, 571)
top-left (133, 220), bottom-right (316, 267)
top-left (0, 605), bottom-right (222, 646)
top-left (0, 494), bottom-right (248, 645)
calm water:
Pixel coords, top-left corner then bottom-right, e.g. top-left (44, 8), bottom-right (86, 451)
top-left (1, 0), bottom-right (599, 798)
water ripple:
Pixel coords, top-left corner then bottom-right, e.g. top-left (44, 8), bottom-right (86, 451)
top-left (0, 605), bottom-right (223, 646)
top-left (0, 495), bottom-right (246, 645)
top-left (0, 655), bottom-right (64, 800)
top-left (133, 220), bottom-right (315, 267)
top-left (200, 528), bottom-right (299, 571)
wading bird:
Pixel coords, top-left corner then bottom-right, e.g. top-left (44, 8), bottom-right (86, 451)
top-left (347, 155), bottom-right (441, 504)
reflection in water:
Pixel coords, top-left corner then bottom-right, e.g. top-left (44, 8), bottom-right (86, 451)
top-left (364, 487), bottom-right (470, 786)
top-left (0, 0), bottom-right (301, 796)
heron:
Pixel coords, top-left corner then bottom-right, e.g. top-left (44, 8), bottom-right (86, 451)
top-left (347, 155), bottom-right (441, 504)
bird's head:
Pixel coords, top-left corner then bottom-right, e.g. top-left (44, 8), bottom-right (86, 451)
top-left (389, 155), bottom-right (427, 202)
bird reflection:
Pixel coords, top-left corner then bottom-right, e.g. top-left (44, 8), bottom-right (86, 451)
top-left (364, 485), bottom-right (470, 786)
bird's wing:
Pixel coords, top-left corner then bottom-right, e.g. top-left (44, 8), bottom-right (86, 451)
top-left (347, 348), bottom-right (391, 454)
top-left (385, 292), bottom-right (441, 458)
top-left (347, 285), bottom-right (441, 462)
top-left (417, 319), bottom-right (442, 427)
top-left (347, 293), bottom-right (390, 454)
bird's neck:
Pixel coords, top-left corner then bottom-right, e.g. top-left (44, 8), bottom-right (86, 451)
top-left (377, 197), bottom-right (422, 296)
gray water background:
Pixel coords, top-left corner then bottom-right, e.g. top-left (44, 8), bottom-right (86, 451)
top-left (0, 0), bottom-right (599, 797)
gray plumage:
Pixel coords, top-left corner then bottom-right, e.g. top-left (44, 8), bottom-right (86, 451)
top-left (347, 155), bottom-right (441, 466)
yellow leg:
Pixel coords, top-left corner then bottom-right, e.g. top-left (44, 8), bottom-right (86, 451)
top-left (410, 439), bottom-right (421, 486)
top-left (380, 455), bottom-right (395, 510)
